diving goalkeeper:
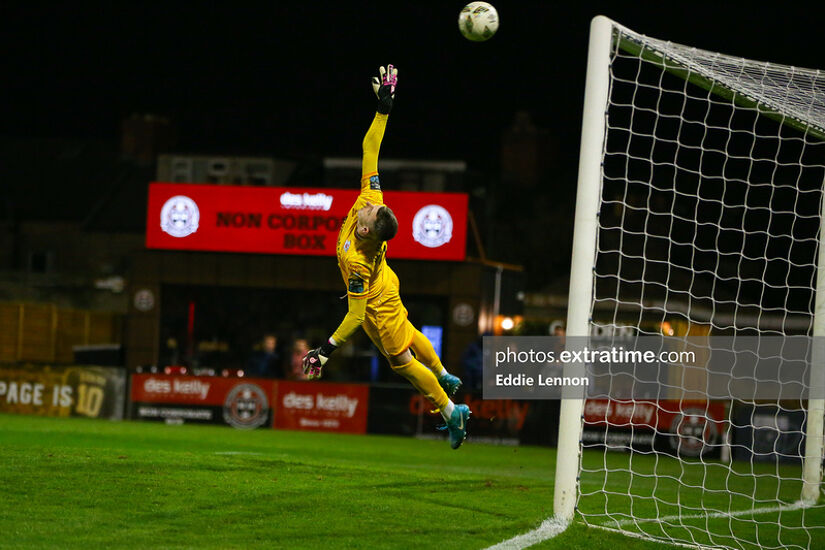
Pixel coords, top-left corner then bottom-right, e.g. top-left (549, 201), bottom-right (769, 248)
top-left (302, 65), bottom-right (471, 449)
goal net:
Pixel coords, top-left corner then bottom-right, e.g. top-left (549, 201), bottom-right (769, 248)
top-left (556, 17), bottom-right (825, 549)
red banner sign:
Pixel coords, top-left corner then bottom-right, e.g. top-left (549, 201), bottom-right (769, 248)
top-left (273, 380), bottom-right (369, 434)
top-left (583, 399), bottom-right (725, 430)
top-left (131, 373), bottom-right (275, 406)
top-left (583, 399), bottom-right (726, 457)
top-left (145, 183), bottom-right (468, 261)
top-left (130, 373), bottom-right (275, 429)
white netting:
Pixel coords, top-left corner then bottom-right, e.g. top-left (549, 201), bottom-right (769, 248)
top-left (576, 24), bottom-right (825, 549)
top-left (628, 31), bottom-right (825, 136)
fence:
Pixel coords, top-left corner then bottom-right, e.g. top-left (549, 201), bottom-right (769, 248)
top-left (0, 303), bottom-right (121, 364)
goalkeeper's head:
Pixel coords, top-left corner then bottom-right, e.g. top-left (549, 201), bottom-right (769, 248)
top-left (357, 202), bottom-right (398, 242)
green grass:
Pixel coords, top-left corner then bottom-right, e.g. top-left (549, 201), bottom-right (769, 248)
top-left (0, 413), bottom-right (822, 549)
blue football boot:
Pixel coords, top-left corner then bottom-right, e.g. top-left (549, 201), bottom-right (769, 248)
top-left (445, 404), bottom-right (471, 450)
top-left (438, 372), bottom-right (463, 397)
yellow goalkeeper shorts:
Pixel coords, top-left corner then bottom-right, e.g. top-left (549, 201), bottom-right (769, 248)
top-left (363, 278), bottom-right (415, 358)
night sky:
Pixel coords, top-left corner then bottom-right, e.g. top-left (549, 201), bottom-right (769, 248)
top-left (3, 2), bottom-right (823, 170)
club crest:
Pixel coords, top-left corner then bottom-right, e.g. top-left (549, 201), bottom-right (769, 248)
top-left (412, 205), bottom-right (453, 248)
top-left (222, 383), bottom-right (270, 429)
top-left (160, 195), bottom-right (200, 238)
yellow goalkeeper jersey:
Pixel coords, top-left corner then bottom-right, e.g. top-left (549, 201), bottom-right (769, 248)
top-left (334, 112), bottom-right (391, 304)
top-left (336, 174), bottom-right (389, 301)
top-left (329, 111), bottom-right (419, 357)
top-left (329, 112), bottom-right (394, 347)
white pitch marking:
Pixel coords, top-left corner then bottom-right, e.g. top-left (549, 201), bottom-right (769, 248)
top-left (484, 517), bottom-right (569, 550)
top-left (214, 451), bottom-right (264, 456)
top-left (608, 500), bottom-right (810, 526)
top-left (484, 501), bottom-right (813, 550)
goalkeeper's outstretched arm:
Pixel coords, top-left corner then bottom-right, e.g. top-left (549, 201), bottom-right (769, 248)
top-left (301, 288), bottom-right (367, 379)
top-left (302, 293), bottom-right (367, 380)
top-left (361, 64), bottom-right (398, 190)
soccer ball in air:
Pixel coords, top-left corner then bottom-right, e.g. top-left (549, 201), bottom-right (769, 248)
top-left (458, 2), bottom-right (499, 42)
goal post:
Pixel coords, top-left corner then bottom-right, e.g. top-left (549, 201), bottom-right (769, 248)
top-left (553, 14), bottom-right (613, 523)
top-left (555, 15), bottom-right (825, 548)
top-left (802, 190), bottom-right (825, 504)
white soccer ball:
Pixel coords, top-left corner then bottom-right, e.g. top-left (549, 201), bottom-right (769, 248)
top-left (458, 2), bottom-right (499, 42)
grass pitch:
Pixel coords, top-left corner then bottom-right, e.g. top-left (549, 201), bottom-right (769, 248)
top-left (1, 413), bottom-right (822, 549)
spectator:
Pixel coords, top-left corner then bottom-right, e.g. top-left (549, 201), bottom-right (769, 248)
top-left (246, 334), bottom-right (282, 378)
top-left (460, 333), bottom-right (488, 391)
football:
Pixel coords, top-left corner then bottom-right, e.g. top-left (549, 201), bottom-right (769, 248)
top-left (458, 2), bottom-right (499, 42)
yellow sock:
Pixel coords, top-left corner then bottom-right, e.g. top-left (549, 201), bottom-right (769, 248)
top-left (391, 357), bottom-right (449, 411)
top-left (410, 329), bottom-right (447, 377)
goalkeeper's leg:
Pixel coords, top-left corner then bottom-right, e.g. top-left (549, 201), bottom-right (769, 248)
top-left (410, 328), bottom-right (463, 396)
top-left (362, 313), bottom-right (448, 410)
top-left (365, 288), bottom-right (470, 448)
top-left (388, 350), bottom-right (449, 411)
top-left (376, 271), bottom-right (463, 396)
top-left (388, 349), bottom-right (470, 450)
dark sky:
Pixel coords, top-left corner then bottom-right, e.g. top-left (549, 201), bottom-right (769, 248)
top-left (2, 2), bottom-right (823, 169)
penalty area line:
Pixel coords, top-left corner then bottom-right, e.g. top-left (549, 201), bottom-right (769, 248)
top-left (483, 517), bottom-right (569, 550)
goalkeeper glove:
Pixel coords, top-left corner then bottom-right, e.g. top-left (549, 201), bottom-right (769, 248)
top-left (302, 339), bottom-right (338, 380)
top-left (372, 64), bottom-right (398, 114)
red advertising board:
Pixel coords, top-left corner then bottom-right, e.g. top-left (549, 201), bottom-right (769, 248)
top-left (583, 399), bottom-right (726, 457)
top-left (583, 399), bottom-right (726, 430)
top-left (145, 182), bottom-right (468, 261)
top-left (273, 380), bottom-right (369, 434)
top-left (131, 373), bottom-right (275, 405)
top-left (131, 373), bottom-right (275, 429)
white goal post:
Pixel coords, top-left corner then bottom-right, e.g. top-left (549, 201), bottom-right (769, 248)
top-left (553, 15), bottom-right (613, 522)
top-left (555, 15), bottom-right (825, 549)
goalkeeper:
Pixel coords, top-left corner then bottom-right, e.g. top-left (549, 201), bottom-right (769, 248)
top-left (302, 65), bottom-right (471, 450)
